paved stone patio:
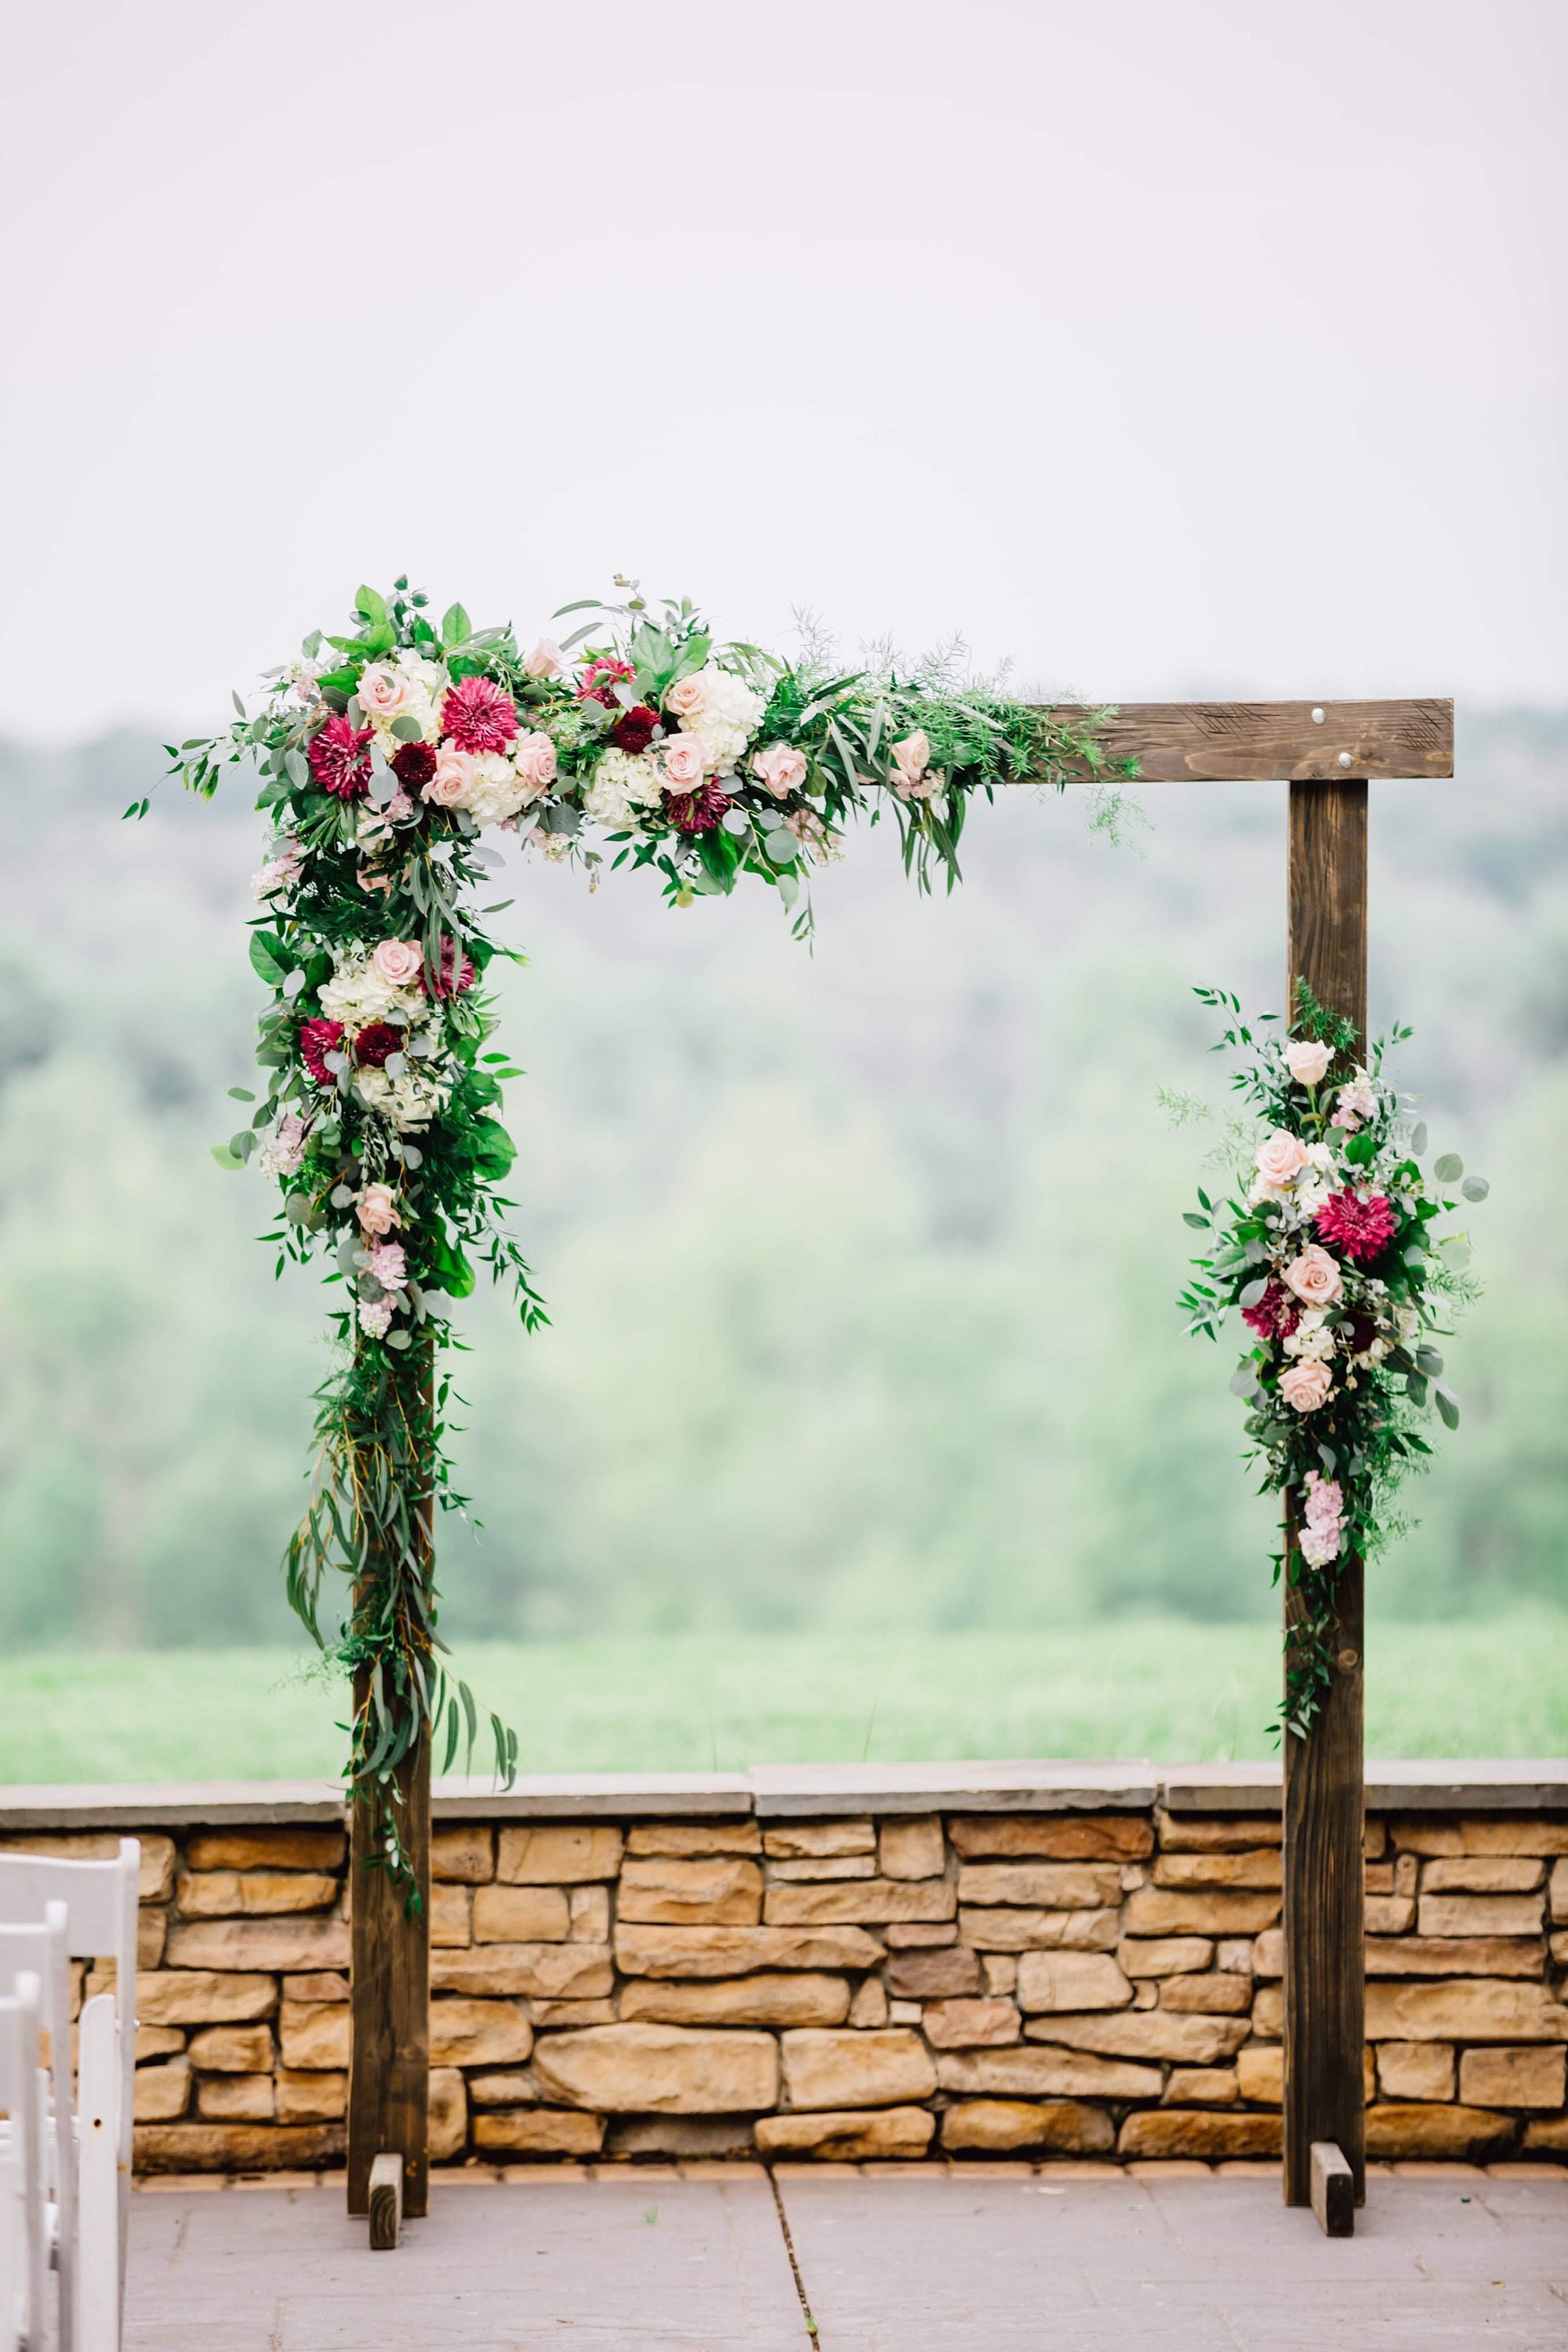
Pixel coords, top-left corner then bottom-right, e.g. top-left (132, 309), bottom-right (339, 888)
top-left (127, 2162), bottom-right (1567, 2350)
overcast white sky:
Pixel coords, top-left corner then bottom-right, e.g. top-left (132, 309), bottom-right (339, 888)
top-left (2, 0), bottom-right (1563, 739)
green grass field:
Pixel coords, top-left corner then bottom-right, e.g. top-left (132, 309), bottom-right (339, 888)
top-left (1, 1615), bottom-right (1561, 1784)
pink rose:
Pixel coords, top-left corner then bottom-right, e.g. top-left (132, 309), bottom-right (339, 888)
top-left (370, 940), bottom-right (423, 988)
top-left (356, 1182), bottom-right (401, 1236)
top-left (752, 742), bottom-right (808, 797)
top-left (423, 746), bottom-right (475, 806)
top-left (513, 731), bottom-right (558, 792)
top-left (1278, 1359), bottom-right (1333, 1413)
top-left (368, 1240), bottom-right (408, 1291)
top-left (524, 638), bottom-right (564, 679)
top-left (358, 663), bottom-right (414, 720)
top-left (661, 735), bottom-right (707, 789)
top-left (1254, 1130), bottom-right (1309, 1189)
top-left (1282, 1244), bottom-right (1344, 1307)
top-left (891, 730), bottom-right (931, 790)
top-left (665, 677), bottom-right (706, 718)
top-left (1285, 1038), bottom-right (1334, 1087)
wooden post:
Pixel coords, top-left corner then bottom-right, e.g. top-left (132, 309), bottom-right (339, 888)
top-left (1283, 776), bottom-right (1368, 2209)
top-left (348, 1715), bottom-right (430, 2217)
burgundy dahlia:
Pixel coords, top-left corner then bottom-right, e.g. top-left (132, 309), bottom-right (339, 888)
top-left (1315, 1189), bottom-right (1398, 1264)
top-left (611, 703), bottom-right (660, 755)
top-left (578, 656), bottom-right (635, 708)
top-left (390, 740), bottom-right (438, 791)
top-left (354, 1022), bottom-right (403, 1069)
top-left (664, 782), bottom-right (731, 834)
top-left (307, 715), bottom-right (372, 800)
top-left (425, 935), bottom-right (476, 999)
top-left (299, 1017), bottom-right (345, 1085)
top-left (441, 674), bottom-right (518, 755)
top-left (1241, 1279), bottom-right (1300, 1342)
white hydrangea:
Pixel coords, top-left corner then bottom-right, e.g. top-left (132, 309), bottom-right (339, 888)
top-left (318, 950), bottom-right (423, 1030)
top-left (1283, 1311), bottom-right (1338, 1362)
top-left (584, 749), bottom-right (662, 830)
top-left (463, 750), bottom-right (532, 829)
top-left (356, 1062), bottom-right (451, 1131)
top-left (677, 665), bottom-right (768, 775)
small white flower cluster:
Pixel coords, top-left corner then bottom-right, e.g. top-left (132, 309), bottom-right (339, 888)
top-left (356, 1062), bottom-right (450, 1132)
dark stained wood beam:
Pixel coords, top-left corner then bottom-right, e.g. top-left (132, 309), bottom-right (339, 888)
top-left (1036, 699), bottom-right (1452, 782)
top-left (1283, 776), bottom-right (1369, 2216)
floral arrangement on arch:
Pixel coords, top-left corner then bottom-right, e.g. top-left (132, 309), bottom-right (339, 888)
top-left (150, 576), bottom-right (1123, 1888)
top-left (1176, 984), bottom-right (1486, 1736)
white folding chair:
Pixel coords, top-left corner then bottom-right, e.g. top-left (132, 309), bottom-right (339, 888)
top-left (0, 1915), bottom-right (72, 2352)
top-left (72, 2007), bottom-right (117, 2352)
top-left (0, 1971), bottom-right (49, 2351)
top-left (0, 1846), bottom-right (138, 2342)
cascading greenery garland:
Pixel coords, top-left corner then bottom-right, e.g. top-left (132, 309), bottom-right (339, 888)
top-left (145, 576), bottom-right (1127, 1892)
top-left (1176, 983), bottom-right (1484, 1738)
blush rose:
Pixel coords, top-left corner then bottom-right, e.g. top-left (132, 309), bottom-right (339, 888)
top-left (514, 731), bottom-right (558, 793)
top-left (661, 735), bottom-right (707, 789)
top-left (1281, 1244), bottom-right (1344, 1306)
top-left (370, 940), bottom-right (423, 988)
top-left (752, 742), bottom-right (808, 797)
top-left (1255, 1130), bottom-right (1309, 1188)
top-left (1278, 1358), bottom-right (1334, 1412)
top-left (1284, 1038), bottom-right (1334, 1086)
top-left (423, 747), bottom-right (475, 806)
top-left (356, 1182), bottom-right (401, 1236)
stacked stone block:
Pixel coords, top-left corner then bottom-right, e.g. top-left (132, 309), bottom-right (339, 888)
top-left (2, 1781), bottom-right (1563, 2169)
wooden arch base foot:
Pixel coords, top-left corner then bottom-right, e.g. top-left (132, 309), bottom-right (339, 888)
top-left (1309, 2142), bottom-right (1355, 2238)
top-left (368, 2152), bottom-right (404, 2252)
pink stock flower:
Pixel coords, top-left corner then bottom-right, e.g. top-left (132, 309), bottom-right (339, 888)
top-left (441, 674), bottom-right (518, 755)
top-left (260, 1112), bottom-right (309, 1177)
top-left (371, 939), bottom-right (423, 988)
top-left (358, 1296), bottom-right (394, 1339)
top-left (368, 1240), bottom-right (408, 1291)
top-left (299, 1018), bottom-right (345, 1086)
top-left (1316, 1189), bottom-right (1398, 1264)
top-left (308, 714), bottom-right (372, 800)
top-left (1278, 1359), bottom-right (1334, 1413)
top-left (356, 1183), bottom-right (401, 1236)
top-left (1299, 1469), bottom-right (1345, 1566)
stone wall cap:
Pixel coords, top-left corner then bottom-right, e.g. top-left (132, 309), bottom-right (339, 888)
top-left (0, 1780), bottom-right (345, 1830)
top-left (749, 1762), bottom-right (1159, 1817)
top-left (430, 1773), bottom-right (754, 1820)
top-left (1160, 1761), bottom-right (1568, 1814)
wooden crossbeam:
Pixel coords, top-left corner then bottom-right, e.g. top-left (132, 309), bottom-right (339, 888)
top-left (1038, 699), bottom-right (1453, 782)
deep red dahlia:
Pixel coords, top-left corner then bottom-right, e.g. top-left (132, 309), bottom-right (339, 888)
top-left (299, 1018), bottom-right (345, 1085)
top-left (579, 656), bottom-right (635, 708)
top-left (1315, 1189), bottom-right (1398, 1263)
top-left (1241, 1279), bottom-right (1300, 1342)
top-left (424, 935), bottom-right (476, 999)
top-left (664, 782), bottom-right (731, 834)
top-left (441, 674), bottom-right (518, 755)
top-left (390, 740), bottom-right (437, 791)
top-left (307, 715), bottom-right (372, 800)
top-left (611, 703), bottom-right (660, 755)
top-left (354, 1022), bottom-right (403, 1069)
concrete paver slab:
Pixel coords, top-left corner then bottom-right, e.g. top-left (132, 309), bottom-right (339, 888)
top-left (776, 2169), bottom-right (1568, 2350)
top-left (127, 2176), bottom-right (810, 2352)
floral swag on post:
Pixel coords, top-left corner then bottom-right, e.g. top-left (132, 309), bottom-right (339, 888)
top-left (151, 577), bottom-right (1127, 1892)
top-left (1177, 984), bottom-right (1486, 1737)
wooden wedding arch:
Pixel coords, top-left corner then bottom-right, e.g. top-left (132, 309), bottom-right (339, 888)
top-left (347, 695), bottom-right (1455, 2244)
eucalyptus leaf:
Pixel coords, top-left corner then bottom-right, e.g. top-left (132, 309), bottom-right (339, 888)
top-left (1238, 1277), bottom-right (1269, 1309)
top-left (1434, 1385), bottom-right (1461, 1431)
top-left (282, 969), bottom-right (307, 999)
top-left (764, 830), bottom-right (798, 866)
top-left (1441, 1237), bottom-right (1472, 1271)
top-left (1461, 1175), bottom-right (1489, 1202)
top-left (1415, 1345), bottom-right (1444, 1377)
top-left (1409, 1120), bottom-right (1428, 1156)
top-left (1433, 1152), bottom-right (1463, 1181)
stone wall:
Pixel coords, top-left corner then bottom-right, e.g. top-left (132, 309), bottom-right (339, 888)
top-left (2, 1763), bottom-right (1564, 2171)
